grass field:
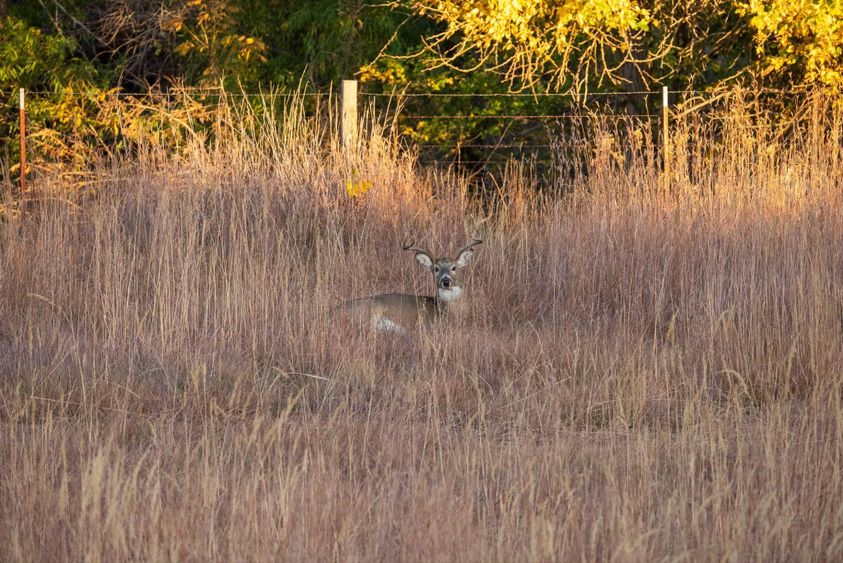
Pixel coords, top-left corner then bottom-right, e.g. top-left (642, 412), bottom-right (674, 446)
top-left (1, 94), bottom-right (842, 561)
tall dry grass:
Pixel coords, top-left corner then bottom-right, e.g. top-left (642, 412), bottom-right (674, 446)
top-left (1, 93), bottom-right (842, 562)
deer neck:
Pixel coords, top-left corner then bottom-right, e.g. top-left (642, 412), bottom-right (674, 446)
top-left (434, 286), bottom-right (463, 315)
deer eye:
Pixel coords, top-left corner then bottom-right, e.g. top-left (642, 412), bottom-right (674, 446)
top-left (450, 266), bottom-right (456, 272)
top-left (433, 266), bottom-right (440, 273)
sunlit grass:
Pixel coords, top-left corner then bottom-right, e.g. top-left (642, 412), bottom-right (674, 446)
top-left (1, 92), bottom-right (841, 561)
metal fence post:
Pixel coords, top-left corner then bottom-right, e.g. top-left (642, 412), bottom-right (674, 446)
top-left (341, 80), bottom-right (358, 154)
top-left (662, 86), bottom-right (670, 190)
top-left (19, 88), bottom-right (26, 194)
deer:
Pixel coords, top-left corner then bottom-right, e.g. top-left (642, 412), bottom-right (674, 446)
top-left (335, 238), bottom-right (483, 332)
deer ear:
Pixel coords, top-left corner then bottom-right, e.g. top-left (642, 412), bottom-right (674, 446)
top-left (455, 248), bottom-right (475, 269)
top-left (415, 252), bottom-right (433, 269)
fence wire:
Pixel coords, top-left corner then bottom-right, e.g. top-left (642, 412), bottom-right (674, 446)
top-left (4, 86), bottom-right (813, 180)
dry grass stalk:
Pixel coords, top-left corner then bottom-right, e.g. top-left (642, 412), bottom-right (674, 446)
top-left (1, 92), bottom-right (841, 562)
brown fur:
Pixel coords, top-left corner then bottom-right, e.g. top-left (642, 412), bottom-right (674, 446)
top-left (335, 239), bottom-right (481, 332)
top-left (338, 293), bottom-right (440, 331)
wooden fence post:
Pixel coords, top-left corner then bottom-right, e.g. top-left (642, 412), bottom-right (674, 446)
top-left (662, 86), bottom-right (670, 190)
top-left (19, 88), bottom-right (26, 194)
top-left (341, 79), bottom-right (358, 155)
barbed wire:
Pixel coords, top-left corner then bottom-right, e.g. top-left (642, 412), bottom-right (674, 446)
top-left (8, 90), bottom-right (331, 98)
top-left (400, 114), bottom-right (653, 120)
top-left (418, 143), bottom-right (557, 149)
top-left (362, 90), bottom-right (660, 97)
top-left (419, 160), bottom-right (519, 165)
top-left (2, 85), bottom-right (817, 165)
top-left (6, 86), bottom-right (808, 99)
top-left (419, 159), bottom-right (557, 165)
top-left (362, 87), bottom-right (804, 97)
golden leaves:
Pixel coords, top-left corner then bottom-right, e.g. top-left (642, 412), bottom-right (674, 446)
top-left (739, 0), bottom-right (843, 86)
top-left (414, 0), bottom-right (651, 89)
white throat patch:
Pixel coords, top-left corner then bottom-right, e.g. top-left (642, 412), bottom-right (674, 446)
top-left (437, 286), bottom-right (462, 303)
top-left (375, 317), bottom-right (407, 334)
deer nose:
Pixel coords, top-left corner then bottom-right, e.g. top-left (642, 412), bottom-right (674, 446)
top-left (441, 277), bottom-right (452, 288)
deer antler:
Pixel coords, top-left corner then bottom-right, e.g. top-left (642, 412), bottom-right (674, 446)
top-left (456, 238), bottom-right (483, 255)
top-left (402, 240), bottom-right (432, 257)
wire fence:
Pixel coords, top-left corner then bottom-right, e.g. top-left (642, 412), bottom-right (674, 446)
top-left (370, 89), bottom-right (660, 170)
top-left (2, 84), bottom-right (817, 190)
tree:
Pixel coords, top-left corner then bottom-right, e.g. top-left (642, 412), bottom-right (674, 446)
top-left (410, 0), bottom-right (843, 91)
top-left (739, 0), bottom-right (843, 87)
top-left (413, 0), bottom-right (653, 91)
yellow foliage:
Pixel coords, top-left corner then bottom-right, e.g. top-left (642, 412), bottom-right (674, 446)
top-left (416, 0), bottom-right (842, 89)
top-left (167, 0), bottom-right (268, 84)
top-left (345, 179), bottom-right (373, 198)
top-left (417, 0), bottom-right (651, 88)
top-left (359, 59), bottom-right (408, 85)
top-left (739, 0), bottom-right (843, 86)
top-left (345, 168), bottom-right (373, 198)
